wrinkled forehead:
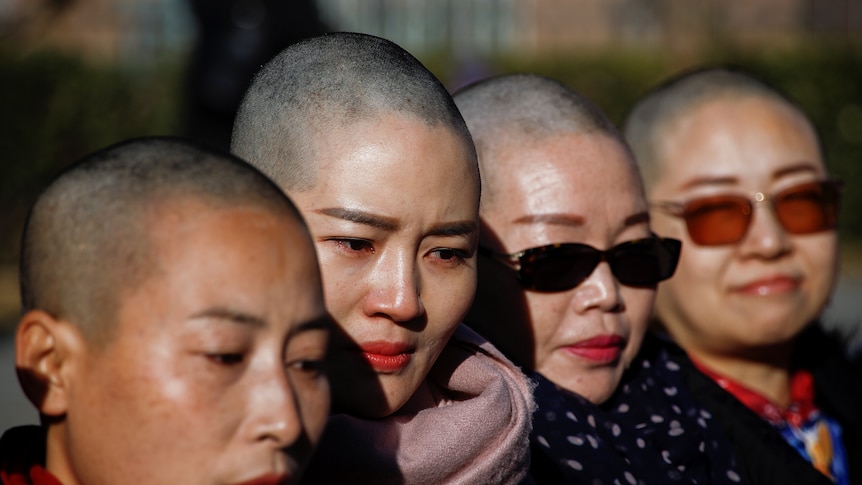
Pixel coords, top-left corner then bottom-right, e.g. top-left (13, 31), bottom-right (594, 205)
top-left (483, 131), bottom-right (640, 208)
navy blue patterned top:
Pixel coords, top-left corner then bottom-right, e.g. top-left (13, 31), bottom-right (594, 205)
top-left (530, 334), bottom-right (745, 484)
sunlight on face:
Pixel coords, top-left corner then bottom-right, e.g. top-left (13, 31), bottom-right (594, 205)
top-left (649, 97), bottom-right (838, 360)
top-left (475, 133), bottom-right (655, 404)
top-left (58, 202), bottom-right (331, 485)
top-left (289, 113), bottom-right (480, 418)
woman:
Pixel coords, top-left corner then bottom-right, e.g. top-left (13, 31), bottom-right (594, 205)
top-left (624, 67), bottom-right (862, 484)
top-left (231, 33), bottom-right (534, 484)
top-left (456, 73), bottom-right (744, 484)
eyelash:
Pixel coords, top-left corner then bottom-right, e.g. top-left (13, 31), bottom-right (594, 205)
top-left (207, 353), bottom-right (245, 366)
top-left (328, 238), bottom-right (374, 254)
top-left (326, 238), bottom-right (471, 267)
top-left (429, 248), bottom-right (471, 267)
top-left (288, 359), bottom-right (327, 379)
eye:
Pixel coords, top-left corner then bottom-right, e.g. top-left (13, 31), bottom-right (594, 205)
top-left (429, 248), bottom-right (470, 266)
top-left (328, 238), bottom-right (374, 254)
top-left (207, 353), bottom-right (245, 365)
top-left (287, 359), bottom-right (327, 379)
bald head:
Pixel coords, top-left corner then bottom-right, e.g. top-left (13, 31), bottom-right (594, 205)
top-left (623, 67), bottom-right (817, 192)
top-left (20, 137), bottom-right (302, 344)
top-left (231, 32), bottom-right (476, 191)
top-left (454, 73), bottom-right (626, 209)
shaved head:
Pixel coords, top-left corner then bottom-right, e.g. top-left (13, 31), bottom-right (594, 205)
top-left (20, 137), bottom-right (302, 344)
top-left (454, 73), bottom-right (626, 209)
top-left (623, 67), bottom-right (817, 192)
top-left (231, 32), bottom-right (476, 191)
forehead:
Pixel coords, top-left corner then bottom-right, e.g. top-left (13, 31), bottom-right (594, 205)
top-left (128, 200), bottom-right (323, 318)
top-left (655, 96), bottom-right (824, 191)
top-left (487, 132), bottom-right (643, 216)
top-left (303, 113), bottom-right (479, 214)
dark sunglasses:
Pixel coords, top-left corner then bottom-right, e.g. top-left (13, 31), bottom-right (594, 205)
top-left (478, 236), bottom-right (681, 292)
top-left (652, 179), bottom-right (841, 247)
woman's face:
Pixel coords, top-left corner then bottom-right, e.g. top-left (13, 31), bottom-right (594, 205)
top-left (290, 113), bottom-right (480, 418)
top-left (59, 205), bottom-right (331, 485)
top-left (648, 97), bottom-right (838, 361)
top-left (475, 133), bottom-right (655, 404)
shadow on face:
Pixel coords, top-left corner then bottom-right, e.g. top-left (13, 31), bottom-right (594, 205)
top-left (465, 218), bottom-right (536, 370)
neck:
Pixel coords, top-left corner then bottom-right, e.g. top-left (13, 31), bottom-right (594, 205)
top-left (45, 424), bottom-right (79, 485)
top-left (691, 342), bottom-right (795, 407)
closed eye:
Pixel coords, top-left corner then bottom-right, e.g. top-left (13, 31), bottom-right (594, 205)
top-left (207, 353), bottom-right (245, 365)
top-left (287, 359), bottom-right (327, 379)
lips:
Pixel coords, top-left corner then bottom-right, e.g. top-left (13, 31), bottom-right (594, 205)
top-left (565, 335), bottom-right (625, 363)
top-left (734, 275), bottom-right (800, 296)
top-left (231, 473), bottom-right (291, 485)
top-left (358, 341), bottom-right (414, 373)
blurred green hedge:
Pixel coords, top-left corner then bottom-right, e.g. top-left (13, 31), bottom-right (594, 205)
top-left (1, 44), bottom-right (860, 274)
top-left (0, 50), bottom-right (184, 264)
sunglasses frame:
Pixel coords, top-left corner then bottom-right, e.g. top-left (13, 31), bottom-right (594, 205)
top-left (478, 235), bottom-right (682, 292)
top-left (652, 179), bottom-right (842, 247)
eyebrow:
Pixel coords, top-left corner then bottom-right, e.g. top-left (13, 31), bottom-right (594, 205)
top-left (513, 213), bottom-right (585, 227)
top-left (678, 175), bottom-right (739, 191)
top-left (316, 207), bottom-right (398, 231)
top-left (426, 220), bottom-right (478, 238)
top-left (317, 207), bottom-right (477, 238)
top-left (191, 309), bottom-right (333, 334)
top-left (190, 307), bottom-right (266, 328)
top-left (624, 211), bottom-right (651, 226)
top-left (292, 314), bottom-right (333, 335)
top-left (678, 162), bottom-right (822, 191)
top-left (771, 162), bottom-right (820, 180)
top-left (512, 211), bottom-right (649, 230)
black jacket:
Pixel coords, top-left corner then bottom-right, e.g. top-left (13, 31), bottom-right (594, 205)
top-left (666, 325), bottom-right (862, 485)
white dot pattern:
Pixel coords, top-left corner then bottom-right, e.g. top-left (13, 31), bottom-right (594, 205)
top-left (529, 337), bottom-right (743, 484)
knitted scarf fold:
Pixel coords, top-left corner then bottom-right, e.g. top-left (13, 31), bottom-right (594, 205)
top-left (302, 324), bottom-right (535, 484)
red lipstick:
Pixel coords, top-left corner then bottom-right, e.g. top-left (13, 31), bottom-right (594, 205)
top-left (358, 341), bottom-right (413, 373)
top-left (232, 473), bottom-right (290, 485)
top-left (565, 335), bottom-right (625, 363)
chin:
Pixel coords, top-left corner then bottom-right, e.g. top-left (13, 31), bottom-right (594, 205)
top-left (549, 371), bottom-right (618, 405)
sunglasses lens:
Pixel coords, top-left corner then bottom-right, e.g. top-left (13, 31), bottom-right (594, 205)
top-left (520, 245), bottom-right (600, 292)
top-left (774, 181), bottom-right (840, 235)
top-left (682, 196), bottom-right (751, 246)
top-left (609, 238), bottom-right (681, 286)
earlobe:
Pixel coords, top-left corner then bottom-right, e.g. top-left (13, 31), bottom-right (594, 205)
top-left (15, 310), bottom-right (83, 417)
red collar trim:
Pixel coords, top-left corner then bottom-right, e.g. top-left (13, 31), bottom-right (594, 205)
top-left (0, 426), bottom-right (64, 485)
top-left (691, 358), bottom-right (818, 427)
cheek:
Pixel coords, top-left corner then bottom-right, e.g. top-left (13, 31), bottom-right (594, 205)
top-left (620, 287), bottom-right (655, 351)
top-left (424, 268), bottom-right (477, 328)
top-left (668, 248), bottom-right (728, 296)
top-left (317, 259), bottom-right (361, 319)
top-left (796, 234), bottom-right (839, 303)
top-left (524, 293), bottom-right (570, 359)
top-left (295, 380), bottom-right (331, 446)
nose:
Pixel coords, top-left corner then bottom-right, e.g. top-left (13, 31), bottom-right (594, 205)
top-left (363, 250), bottom-right (424, 322)
top-left (571, 262), bottom-right (623, 314)
top-left (245, 366), bottom-right (304, 447)
top-left (737, 200), bottom-right (793, 259)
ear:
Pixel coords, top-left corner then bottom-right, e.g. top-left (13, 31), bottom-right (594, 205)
top-left (15, 310), bottom-right (86, 417)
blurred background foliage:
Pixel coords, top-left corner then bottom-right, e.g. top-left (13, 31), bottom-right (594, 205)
top-left (3, 44), bottom-right (860, 256)
top-left (0, 0), bottom-right (860, 330)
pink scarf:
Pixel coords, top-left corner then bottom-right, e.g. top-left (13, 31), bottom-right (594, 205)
top-left (302, 324), bottom-right (535, 484)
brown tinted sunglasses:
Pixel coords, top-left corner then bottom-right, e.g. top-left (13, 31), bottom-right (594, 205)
top-left (652, 180), bottom-right (841, 246)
